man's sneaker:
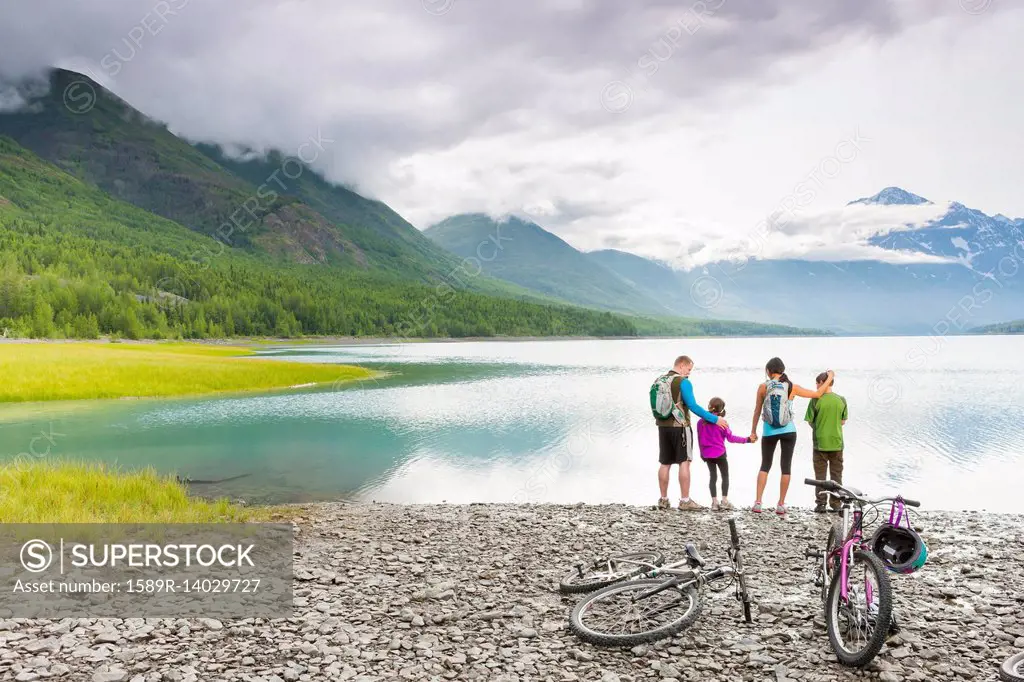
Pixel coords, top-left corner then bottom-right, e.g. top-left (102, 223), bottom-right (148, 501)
top-left (657, 497), bottom-right (671, 510)
top-left (710, 500), bottom-right (721, 511)
top-left (776, 504), bottom-right (788, 516)
top-left (814, 503), bottom-right (827, 513)
top-left (678, 499), bottom-right (704, 511)
top-left (751, 502), bottom-right (762, 513)
top-left (720, 500), bottom-right (734, 511)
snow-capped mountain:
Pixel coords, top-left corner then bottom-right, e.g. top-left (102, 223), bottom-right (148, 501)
top-left (866, 191), bottom-right (1024, 272)
top-left (429, 187), bottom-right (1024, 334)
top-left (849, 186), bottom-right (931, 206)
top-left (614, 188), bottom-right (1024, 333)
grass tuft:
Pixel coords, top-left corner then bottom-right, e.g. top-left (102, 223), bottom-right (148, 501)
top-left (0, 460), bottom-right (283, 523)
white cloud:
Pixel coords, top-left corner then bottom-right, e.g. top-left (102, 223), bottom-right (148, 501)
top-left (0, 0), bottom-right (1021, 266)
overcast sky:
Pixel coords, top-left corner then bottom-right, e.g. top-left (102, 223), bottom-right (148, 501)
top-left (1, 0), bottom-right (1021, 267)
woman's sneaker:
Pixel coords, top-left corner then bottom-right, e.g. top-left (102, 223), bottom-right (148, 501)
top-left (776, 504), bottom-right (787, 516)
top-left (720, 500), bottom-right (734, 511)
top-left (751, 502), bottom-right (762, 513)
top-left (710, 500), bottom-right (721, 512)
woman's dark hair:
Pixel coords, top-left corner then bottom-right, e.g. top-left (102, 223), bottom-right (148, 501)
top-left (765, 357), bottom-right (792, 395)
top-left (708, 397), bottom-right (726, 416)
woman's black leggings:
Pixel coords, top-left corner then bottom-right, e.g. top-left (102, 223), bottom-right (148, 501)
top-left (760, 432), bottom-right (797, 475)
top-left (705, 457), bottom-right (729, 498)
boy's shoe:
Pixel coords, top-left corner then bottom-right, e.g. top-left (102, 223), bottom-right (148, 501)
top-left (678, 499), bottom-right (704, 511)
top-left (657, 497), bottom-right (671, 510)
top-left (775, 504), bottom-right (788, 516)
top-left (720, 500), bottom-right (735, 511)
top-left (751, 502), bottom-right (762, 513)
top-left (710, 500), bottom-right (721, 512)
top-left (814, 503), bottom-right (827, 513)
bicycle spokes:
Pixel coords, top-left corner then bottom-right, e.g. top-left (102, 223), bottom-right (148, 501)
top-left (828, 552), bottom-right (890, 664)
top-left (578, 583), bottom-right (693, 636)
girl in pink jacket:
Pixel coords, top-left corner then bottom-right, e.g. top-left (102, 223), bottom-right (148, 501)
top-left (697, 397), bottom-right (755, 511)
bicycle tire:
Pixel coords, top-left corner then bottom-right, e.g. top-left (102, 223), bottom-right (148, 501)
top-left (822, 521), bottom-right (843, 602)
top-left (569, 578), bottom-right (702, 646)
top-left (825, 549), bottom-right (892, 667)
top-left (1001, 652), bottom-right (1024, 681)
top-left (558, 551), bottom-right (665, 594)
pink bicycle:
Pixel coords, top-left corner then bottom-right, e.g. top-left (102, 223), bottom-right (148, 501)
top-left (803, 478), bottom-right (923, 667)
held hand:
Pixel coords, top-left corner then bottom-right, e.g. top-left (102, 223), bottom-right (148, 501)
top-left (748, 435), bottom-right (757, 443)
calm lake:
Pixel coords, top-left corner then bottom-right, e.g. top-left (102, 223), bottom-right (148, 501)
top-left (2, 336), bottom-right (1021, 512)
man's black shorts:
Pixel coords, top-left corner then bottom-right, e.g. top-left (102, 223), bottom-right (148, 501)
top-left (658, 425), bottom-right (694, 465)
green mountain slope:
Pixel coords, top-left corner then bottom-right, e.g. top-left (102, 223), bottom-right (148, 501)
top-left (586, 249), bottom-right (710, 318)
top-left (0, 136), bottom-right (652, 339)
top-left (0, 69), bottom-right (491, 283)
top-left (425, 214), bottom-right (672, 315)
top-left (193, 143), bottom-right (456, 275)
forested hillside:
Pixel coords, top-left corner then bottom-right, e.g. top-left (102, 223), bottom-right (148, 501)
top-left (0, 137), bottom-right (641, 339)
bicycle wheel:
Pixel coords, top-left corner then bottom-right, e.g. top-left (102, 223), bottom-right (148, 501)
top-left (822, 521), bottom-right (843, 601)
top-left (569, 578), bottom-right (702, 646)
top-left (1001, 651), bottom-right (1024, 681)
top-left (558, 551), bottom-right (665, 594)
top-left (825, 549), bottom-right (892, 667)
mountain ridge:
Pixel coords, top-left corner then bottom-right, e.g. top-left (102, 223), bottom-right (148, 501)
top-left (427, 188), bottom-right (1024, 333)
top-left (425, 214), bottom-right (673, 316)
top-left (0, 68), bottom-right (488, 284)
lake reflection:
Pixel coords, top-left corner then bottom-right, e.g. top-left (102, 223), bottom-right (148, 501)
top-left (2, 336), bottom-right (1021, 512)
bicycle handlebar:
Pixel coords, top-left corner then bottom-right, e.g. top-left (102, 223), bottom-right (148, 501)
top-left (804, 478), bottom-right (920, 507)
top-left (805, 478), bottom-right (836, 490)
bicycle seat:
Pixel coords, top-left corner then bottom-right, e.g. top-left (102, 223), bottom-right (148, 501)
top-left (684, 543), bottom-right (705, 568)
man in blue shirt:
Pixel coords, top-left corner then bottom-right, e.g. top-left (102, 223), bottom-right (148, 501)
top-left (654, 355), bottom-right (728, 510)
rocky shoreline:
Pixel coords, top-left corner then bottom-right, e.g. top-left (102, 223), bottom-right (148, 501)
top-left (1, 503), bottom-right (1023, 681)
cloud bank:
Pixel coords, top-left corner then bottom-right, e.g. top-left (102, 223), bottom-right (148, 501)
top-left (1, 0), bottom-right (1021, 265)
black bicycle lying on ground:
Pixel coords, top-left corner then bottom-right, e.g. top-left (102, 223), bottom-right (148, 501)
top-left (559, 518), bottom-right (753, 646)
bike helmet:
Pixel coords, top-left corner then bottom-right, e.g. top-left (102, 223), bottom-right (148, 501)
top-left (870, 525), bottom-right (927, 574)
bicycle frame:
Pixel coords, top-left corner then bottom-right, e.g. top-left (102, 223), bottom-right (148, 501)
top-left (579, 556), bottom-right (692, 581)
top-left (836, 503), bottom-right (869, 603)
top-left (632, 519), bottom-right (748, 622)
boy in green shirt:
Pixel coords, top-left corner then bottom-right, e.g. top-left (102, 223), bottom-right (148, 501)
top-left (805, 371), bottom-right (848, 513)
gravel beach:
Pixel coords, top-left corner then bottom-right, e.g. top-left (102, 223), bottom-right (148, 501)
top-left (1, 503), bottom-right (1023, 681)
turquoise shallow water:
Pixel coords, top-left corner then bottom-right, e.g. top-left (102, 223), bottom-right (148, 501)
top-left (2, 336), bottom-right (1021, 511)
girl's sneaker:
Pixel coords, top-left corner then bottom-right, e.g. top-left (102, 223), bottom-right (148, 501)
top-left (711, 500), bottom-right (721, 512)
top-left (752, 502), bottom-right (762, 513)
top-left (776, 504), bottom-right (787, 516)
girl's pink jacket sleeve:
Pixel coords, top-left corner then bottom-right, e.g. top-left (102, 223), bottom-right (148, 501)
top-left (724, 428), bottom-right (749, 444)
